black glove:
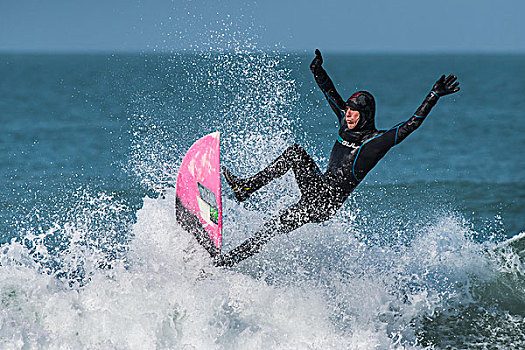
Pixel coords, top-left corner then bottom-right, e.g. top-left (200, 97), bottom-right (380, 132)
top-left (431, 74), bottom-right (460, 97)
top-left (310, 49), bottom-right (323, 73)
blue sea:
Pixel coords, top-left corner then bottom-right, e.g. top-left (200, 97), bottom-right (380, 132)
top-left (0, 51), bottom-right (524, 348)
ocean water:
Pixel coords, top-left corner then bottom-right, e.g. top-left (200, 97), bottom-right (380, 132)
top-left (0, 51), bottom-right (524, 349)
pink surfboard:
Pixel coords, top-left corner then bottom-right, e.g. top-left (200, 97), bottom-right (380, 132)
top-left (175, 132), bottom-right (222, 257)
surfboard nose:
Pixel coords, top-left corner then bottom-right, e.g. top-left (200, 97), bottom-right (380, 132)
top-left (175, 132), bottom-right (222, 258)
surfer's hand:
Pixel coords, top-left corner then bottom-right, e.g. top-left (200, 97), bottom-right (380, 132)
top-left (310, 49), bottom-right (323, 72)
top-left (431, 74), bottom-right (460, 97)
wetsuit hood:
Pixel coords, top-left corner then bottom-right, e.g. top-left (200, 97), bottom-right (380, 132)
top-left (346, 91), bottom-right (376, 132)
top-left (338, 91), bottom-right (377, 144)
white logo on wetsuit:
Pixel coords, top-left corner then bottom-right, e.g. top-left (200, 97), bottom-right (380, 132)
top-left (348, 143), bottom-right (360, 153)
top-left (339, 139), bottom-right (361, 154)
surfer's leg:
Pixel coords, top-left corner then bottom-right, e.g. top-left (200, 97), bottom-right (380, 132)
top-left (215, 203), bottom-right (309, 267)
top-left (214, 221), bottom-right (279, 267)
top-left (223, 144), bottom-right (321, 202)
top-left (287, 145), bottom-right (324, 196)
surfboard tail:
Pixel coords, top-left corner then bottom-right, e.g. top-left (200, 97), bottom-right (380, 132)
top-left (175, 132), bottom-right (222, 257)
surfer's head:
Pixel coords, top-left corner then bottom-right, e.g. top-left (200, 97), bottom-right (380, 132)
top-left (344, 107), bottom-right (360, 129)
top-left (346, 91), bottom-right (376, 131)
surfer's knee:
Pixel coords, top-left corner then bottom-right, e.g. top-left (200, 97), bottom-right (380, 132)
top-left (275, 205), bottom-right (310, 232)
top-left (310, 211), bottom-right (334, 223)
top-left (308, 199), bottom-right (339, 223)
top-left (287, 143), bottom-right (308, 159)
top-left (308, 205), bottom-right (334, 223)
top-left (291, 143), bottom-right (306, 153)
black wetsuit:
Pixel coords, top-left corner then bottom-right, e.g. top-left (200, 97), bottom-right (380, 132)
top-left (215, 63), bottom-right (441, 268)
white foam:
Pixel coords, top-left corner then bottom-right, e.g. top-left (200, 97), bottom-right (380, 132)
top-left (2, 184), bottom-right (524, 348)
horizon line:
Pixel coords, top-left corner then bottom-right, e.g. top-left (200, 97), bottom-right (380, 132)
top-left (1, 48), bottom-right (525, 55)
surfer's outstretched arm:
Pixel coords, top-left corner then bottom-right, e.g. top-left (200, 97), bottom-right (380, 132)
top-left (365, 75), bottom-right (461, 150)
top-left (310, 49), bottom-right (347, 122)
top-left (350, 75), bottom-right (460, 182)
top-left (393, 74), bottom-right (460, 145)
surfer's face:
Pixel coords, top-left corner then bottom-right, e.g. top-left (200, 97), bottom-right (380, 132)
top-left (345, 107), bottom-right (360, 129)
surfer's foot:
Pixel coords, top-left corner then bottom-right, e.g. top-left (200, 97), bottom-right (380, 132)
top-left (213, 253), bottom-right (238, 268)
top-left (213, 255), bottom-right (226, 267)
top-left (222, 166), bottom-right (252, 202)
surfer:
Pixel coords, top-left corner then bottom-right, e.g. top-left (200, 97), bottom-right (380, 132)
top-left (215, 49), bottom-right (460, 267)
